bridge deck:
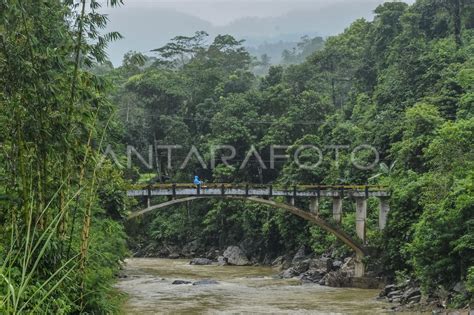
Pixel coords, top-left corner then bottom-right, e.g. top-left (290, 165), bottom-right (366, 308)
top-left (127, 184), bottom-right (389, 198)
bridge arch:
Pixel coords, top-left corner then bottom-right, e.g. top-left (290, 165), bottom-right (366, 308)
top-left (128, 196), bottom-right (367, 259)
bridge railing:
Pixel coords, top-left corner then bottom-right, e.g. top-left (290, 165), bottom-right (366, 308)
top-left (128, 183), bottom-right (388, 191)
top-left (127, 183), bottom-right (390, 199)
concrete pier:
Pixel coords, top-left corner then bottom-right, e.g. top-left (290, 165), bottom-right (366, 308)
top-left (355, 198), bottom-right (367, 243)
top-left (332, 197), bottom-right (343, 223)
top-left (379, 197), bottom-right (390, 230)
top-left (309, 198), bottom-right (319, 215)
top-left (354, 252), bottom-right (365, 277)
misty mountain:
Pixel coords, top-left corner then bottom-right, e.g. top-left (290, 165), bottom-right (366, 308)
top-left (220, 1), bottom-right (385, 37)
top-left (104, 0), bottom-right (391, 66)
top-left (105, 8), bottom-right (213, 65)
top-left (246, 39), bottom-right (302, 65)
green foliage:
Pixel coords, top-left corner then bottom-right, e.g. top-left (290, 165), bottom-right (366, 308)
top-left (0, 0), bottom-right (128, 313)
top-left (408, 118), bottom-right (474, 295)
top-left (467, 267), bottom-right (474, 296)
top-left (392, 103), bottom-right (445, 172)
top-left (111, 5), bottom-right (474, 305)
top-left (2, 0), bottom-right (469, 312)
top-left (409, 171), bottom-right (474, 293)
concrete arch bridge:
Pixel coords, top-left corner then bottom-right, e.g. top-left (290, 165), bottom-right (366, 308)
top-left (126, 184), bottom-right (390, 277)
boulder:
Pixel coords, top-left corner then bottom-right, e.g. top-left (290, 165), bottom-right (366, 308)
top-left (279, 267), bottom-right (298, 279)
top-left (309, 257), bottom-right (332, 273)
top-left (292, 246), bottom-right (308, 263)
top-left (300, 268), bottom-right (326, 283)
top-left (281, 255), bottom-right (293, 270)
top-left (193, 279), bottom-right (219, 285)
top-left (190, 258), bottom-right (214, 265)
top-left (387, 290), bottom-right (403, 299)
top-left (223, 246), bottom-right (250, 266)
top-left (397, 279), bottom-right (410, 290)
top-left (324, 271), bottom-right (349, 287)
top-left (380, 284), bottom-right (397, 297)
top-left (172, 280), bottom-right (192, 285)
top-left (331, 260), bottom-right (343, 270)
top-left (407, 295), bottom-right (421, 303)
top-left (292, 259), bottom-right (311, 274)
top-left (402, 287), bottom-right (421, 301)
top-left (217, 256), bottom-right (228, 266)
top-left (205, 248), bottom-right (221, 260)
top-left (280, 256), bottom-right (332, 282)
top-left (319, 275), bottom-right (327, 286)
top-left (272, 256), bottom-right (285, 267)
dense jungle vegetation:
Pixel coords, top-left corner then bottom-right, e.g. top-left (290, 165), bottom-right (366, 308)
top-left (0, 0), bottom-right (129, 313)
top-left (1, 0), bottom-right (474, 313)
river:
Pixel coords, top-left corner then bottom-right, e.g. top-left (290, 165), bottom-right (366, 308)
top-left (116, 258), bottom-right (402, 314)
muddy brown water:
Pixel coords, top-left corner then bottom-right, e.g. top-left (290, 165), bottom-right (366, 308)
top-left (117, 258), bottom-right (410, 314)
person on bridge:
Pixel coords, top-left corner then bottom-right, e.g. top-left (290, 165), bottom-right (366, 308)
top-left (193, 175), bottom-right (203, 186)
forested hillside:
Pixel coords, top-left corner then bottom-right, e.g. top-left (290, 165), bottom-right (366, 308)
top-left (108, 0), bottom-right (474, 308)
top-left (1, 0), bottom-right (473, 313)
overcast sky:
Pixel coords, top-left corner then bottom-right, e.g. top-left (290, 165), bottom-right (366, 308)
top-left (102, 0), bottom-right (416, 65)
top-left (107, 0), bottom-right (415, 26)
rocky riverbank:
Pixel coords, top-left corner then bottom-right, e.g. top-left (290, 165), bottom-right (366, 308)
top-left (135, 242), bottom-right (382, 289)
top-left (378, 280), bottom-right (472, 314)
top-left (129, 242), bottom-right (472, 312)
top-left (273, 246), bottom-right (357, 287)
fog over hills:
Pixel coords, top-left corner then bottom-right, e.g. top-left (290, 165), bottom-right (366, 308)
top-left (103, 0), bottom-right (415, 66)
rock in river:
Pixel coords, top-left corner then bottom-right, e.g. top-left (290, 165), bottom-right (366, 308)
top-left (223, 246), bottom-right (250, 266)
top-left (190, 258), bottom-right (214, 265)
top-left (172, 280), bottom-right (192, 285)
top-left (217, 256), bottom-right (228, 266)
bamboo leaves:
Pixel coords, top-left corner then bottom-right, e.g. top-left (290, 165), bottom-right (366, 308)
top-left (1, 0), bottom-right (127, 312)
